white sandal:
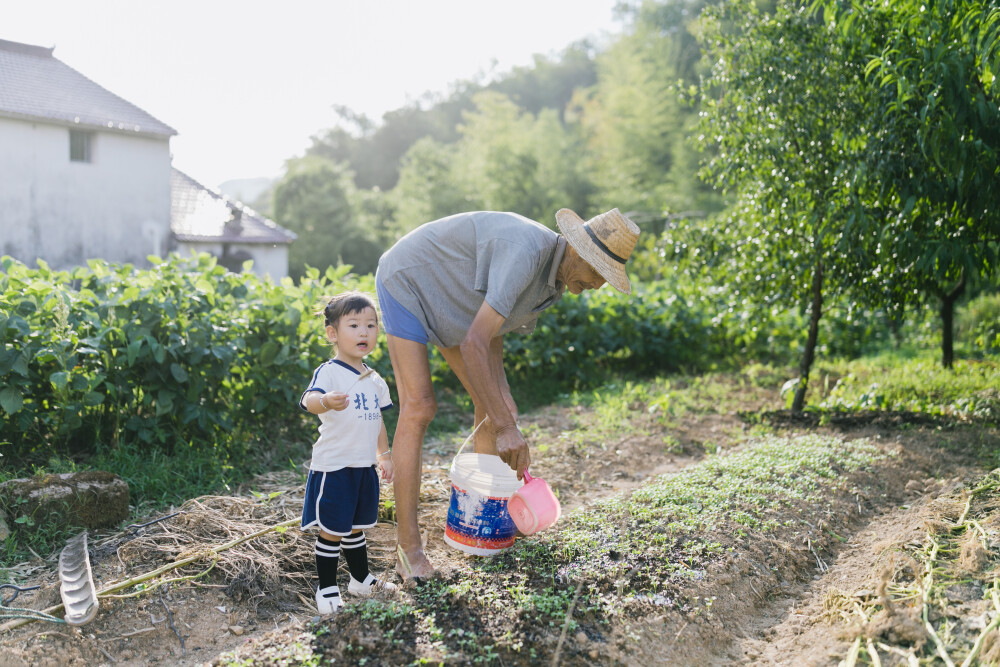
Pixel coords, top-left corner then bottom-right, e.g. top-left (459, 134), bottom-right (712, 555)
top-left (315, 585), bottom-right (343, 614)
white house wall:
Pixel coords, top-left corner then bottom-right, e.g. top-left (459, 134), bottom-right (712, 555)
top-left (0, 116), bottom-right (172, 270)
top-left (176, 242), bottom-right (289, 281)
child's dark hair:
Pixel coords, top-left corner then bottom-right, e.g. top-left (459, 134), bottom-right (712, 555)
top-left (323, 291), bottom-right (379, 328)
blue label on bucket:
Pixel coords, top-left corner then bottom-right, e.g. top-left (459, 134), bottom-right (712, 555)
top-left (446, 484), bottom-right (516, 550)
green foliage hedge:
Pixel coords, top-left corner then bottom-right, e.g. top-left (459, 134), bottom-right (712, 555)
top-left (506, 280), bottom-right (735, 386)
top-left (2, 252), bottom-right (959, 471)
top-left (0, 255), bottom-right (371, 467)
top-left (2, 254), bottom-right (754, 467)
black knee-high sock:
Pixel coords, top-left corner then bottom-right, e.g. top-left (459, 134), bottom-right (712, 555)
top-left (315, 536), bottom-right (340, 590)
top-left (340, 531), bottom-right (370, 582)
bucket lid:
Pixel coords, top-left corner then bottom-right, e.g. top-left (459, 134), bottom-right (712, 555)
top-left (450, 452), bottom-right (522, 496)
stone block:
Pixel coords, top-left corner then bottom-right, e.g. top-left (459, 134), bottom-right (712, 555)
top-left (0, 471), bottom-right (129, 531)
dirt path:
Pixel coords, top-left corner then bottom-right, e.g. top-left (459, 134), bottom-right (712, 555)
top-left (617, 422), bottom-right (997, 667)
top-left (738, 432), bottom-right (999, 667)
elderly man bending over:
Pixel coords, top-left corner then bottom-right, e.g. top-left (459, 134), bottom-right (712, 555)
top-left (375, 208), bottom-right (639, 579)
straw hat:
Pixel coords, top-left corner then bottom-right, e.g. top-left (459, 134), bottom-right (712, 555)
top-left (555, 208), bottom-right (640, 294)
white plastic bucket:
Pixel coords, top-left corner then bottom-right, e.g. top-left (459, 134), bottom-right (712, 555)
top-left (444, 435), bottom-right (522, 556)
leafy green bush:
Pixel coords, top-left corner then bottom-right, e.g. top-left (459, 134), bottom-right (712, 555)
top-left (0, 254), bottom-right (380, 468)
top-left (957, 292), bottom-right (1000, 356)
top-left (3, 251), bottom-right (968, 479)
top-left (506, 276), bottom-right (765, 388)
top-left (2, 254), bottom-right (769, 474)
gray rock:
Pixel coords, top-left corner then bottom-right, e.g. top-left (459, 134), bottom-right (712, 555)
top-left (0, 471), bottom-right (129, 531)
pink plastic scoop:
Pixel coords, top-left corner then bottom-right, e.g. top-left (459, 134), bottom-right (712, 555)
top-left (508, 469), bottom-right (562, 536)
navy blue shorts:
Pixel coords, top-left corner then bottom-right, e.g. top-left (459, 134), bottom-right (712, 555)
top-left (375, 271), bottom-right (430, 345)
top-left (301, 467), bottom-right (380, 536)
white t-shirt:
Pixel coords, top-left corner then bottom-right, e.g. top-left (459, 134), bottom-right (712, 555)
top-left (299, 360), bottom-right (393, 472)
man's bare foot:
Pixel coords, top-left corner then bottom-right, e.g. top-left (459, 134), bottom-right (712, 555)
top-left (396, 544), bottom-right (436, 580)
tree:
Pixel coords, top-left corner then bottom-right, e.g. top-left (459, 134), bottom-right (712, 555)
top-left (490, 41), bottom-right (599, 119)
top-left (391, 137), bottom-right (467, 234)
top-left (822, 0), bottom-right (1000, 368)
top-left (302, 43), bottom-right (600, 196)
top-left (453, 91), bottom-right (591, 223)
top-left (697, 0), bottom-right (866, 411)
top-left (307, 104), bottom-right (455, 192)
top-left (392, 92), bottom-right (594, 232)
top-left (272, 155), bottom-right (381, 279)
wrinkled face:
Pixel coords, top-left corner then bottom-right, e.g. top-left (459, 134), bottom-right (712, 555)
top-left (327, 306), bottom-right (379, 359)
top-left (563, 248), bottom-right (607, 295)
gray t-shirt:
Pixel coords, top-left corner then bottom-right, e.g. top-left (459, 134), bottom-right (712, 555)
top-left (376, 211), bottom-right (567, 348)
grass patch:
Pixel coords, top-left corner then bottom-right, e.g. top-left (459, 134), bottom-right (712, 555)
top-left (553, 368), bottom-right (775, 436)
top-left (815, 354), bottom-right (999, 420)
top-left (817, 353), bottom-right (1000, 423)
top-left (0, 422), bottom-right (313, 568)
top-left (546, 433), bottom-right (890, 594)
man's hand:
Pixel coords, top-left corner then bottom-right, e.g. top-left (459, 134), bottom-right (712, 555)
top-left (495, 424), bottom-right (530, 480)
top-left (320, 391), bottom-right (349, 411)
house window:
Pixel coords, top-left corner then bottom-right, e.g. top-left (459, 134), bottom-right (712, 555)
top-left (69, 130), bottom-right (92, 162)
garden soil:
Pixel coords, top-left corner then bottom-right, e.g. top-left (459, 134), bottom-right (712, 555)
top-left (1, 379), bottom-right (997, 666)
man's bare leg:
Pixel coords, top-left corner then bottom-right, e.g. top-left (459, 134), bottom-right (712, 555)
top-left (385, 334), bottom-right (437, 579)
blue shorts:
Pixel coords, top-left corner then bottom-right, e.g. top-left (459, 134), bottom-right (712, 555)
top-left (375, 271), bottom-right (429, 345)
top-left (301, 467), bottom-right (380, 536)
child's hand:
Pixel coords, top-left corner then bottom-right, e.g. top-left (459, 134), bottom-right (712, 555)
top-left (321, 391), bottom-right (349, 411)
top-left (378, 456), bottom-right (394, 483)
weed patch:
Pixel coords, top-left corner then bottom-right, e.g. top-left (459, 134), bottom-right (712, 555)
top-left (815, 356), bottom-right (999, 421)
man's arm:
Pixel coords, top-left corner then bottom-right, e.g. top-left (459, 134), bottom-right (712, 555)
top-left (460, 301), bottom-right (530, 477)
top-left (489, 335), bottom-right (518, 424)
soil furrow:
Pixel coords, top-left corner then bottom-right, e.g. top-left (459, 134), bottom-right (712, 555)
top-left (615, 426), bottom-right (990, 666)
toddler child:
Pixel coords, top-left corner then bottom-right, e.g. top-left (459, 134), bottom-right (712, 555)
top-left (300, 291), bottom-right (396, 614)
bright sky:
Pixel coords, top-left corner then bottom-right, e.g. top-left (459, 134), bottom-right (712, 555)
top-left (4, 0), bottom-right (624, 190)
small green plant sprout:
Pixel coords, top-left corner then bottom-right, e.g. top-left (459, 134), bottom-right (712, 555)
top-left (780, 378), bottom-right (800, 409)
top-left (250, 490), bottom-right (283, 503)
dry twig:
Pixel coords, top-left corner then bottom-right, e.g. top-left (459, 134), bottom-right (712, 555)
top-left (159, 586), bottom-right (184, 655)
top-left (551, 579), bottom-right (583, 667)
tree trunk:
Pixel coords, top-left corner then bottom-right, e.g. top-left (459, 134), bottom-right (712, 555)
top-left (939, 272), bottom-right (966, 369)
top-left (888, 309), bottom-right (903, 349)
top-left (792, 261), bottom-right (824, 413)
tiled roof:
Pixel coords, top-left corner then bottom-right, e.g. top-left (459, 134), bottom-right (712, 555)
top-left (171, 168), bottom-right (295, 245)
top-left (0, 38), bottom-right (176, 137)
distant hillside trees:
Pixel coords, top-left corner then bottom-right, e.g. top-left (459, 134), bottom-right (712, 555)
top-left (262, 13), bottom-right (717, 275)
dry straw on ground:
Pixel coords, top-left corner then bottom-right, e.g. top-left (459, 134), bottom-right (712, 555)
top-left (94, 465), bottom-right (457, 613)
